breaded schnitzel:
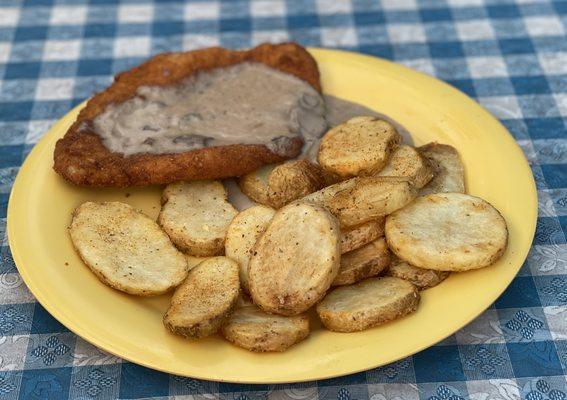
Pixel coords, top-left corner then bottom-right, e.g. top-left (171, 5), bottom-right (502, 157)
top-left (53, 43), bottom-right (322, 187)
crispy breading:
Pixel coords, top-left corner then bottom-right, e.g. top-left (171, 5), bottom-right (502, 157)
top-left (53, 43), bottom-right (321, 187)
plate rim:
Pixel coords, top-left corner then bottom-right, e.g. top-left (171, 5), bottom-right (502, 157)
top-left (7, 47), bottom-right (538, 383)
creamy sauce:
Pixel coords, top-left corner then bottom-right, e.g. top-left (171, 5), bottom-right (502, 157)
top-left (93, 63), bottom-right (327, 156)
top-left (92, 62), bottom-right (412, 157)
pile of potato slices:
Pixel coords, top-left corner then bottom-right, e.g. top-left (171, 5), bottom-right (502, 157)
top-left (69, 116), bottom-right (508, 352)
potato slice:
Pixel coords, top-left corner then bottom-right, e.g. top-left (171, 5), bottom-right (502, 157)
top-left (377, 145), bottom-right (434, 188)
top-left (328, 177), bottom-right (417, 227)
top-left (317, 277), bottom-right (419, 332)
top-left (163, 257), bottom-right (240, 338)
top-left (239, 161), bottom-right (327, 209)
top-left (222, 298), bottom-right (309, 352)
top-left (333, 238), bottom-right (390, 286)
top-left (385, 256), bottom-right (449, 290)
top-left (158, 181), bottom-right (238, 256)
top-left (248, 202), bottom-right (341, 316)
top-left (225, 205), bottom-right (275, 292)
top-left (419, 143), bottom-right (465, 195)
top-left (318, 116), bottom-right (401, 178)
top-left (186, 256), bottom-right (208, 271)
top-left (238, 164), bottom-right (276, 206)
top-left (302, 177), bottom-right (359, 205)
top-left (69, 202), bottom-right (188, 296)
top-left (385, 193), bottom-right (508, 271)
top-left (340, 218), bottom-right (385, 254)
top-left (267, 160), bottom-right (326, 208)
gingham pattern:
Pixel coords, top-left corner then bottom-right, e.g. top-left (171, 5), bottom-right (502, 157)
top-left (1, 0), bottom-right (566, 398)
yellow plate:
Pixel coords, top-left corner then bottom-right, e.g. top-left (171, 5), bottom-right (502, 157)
top-left (7, 48), bottom-right (537, 383)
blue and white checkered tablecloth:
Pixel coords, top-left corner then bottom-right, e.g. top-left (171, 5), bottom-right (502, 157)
top-left (1, 0), bottom-right (566, 398)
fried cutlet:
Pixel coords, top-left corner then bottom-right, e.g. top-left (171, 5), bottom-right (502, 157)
top-left (53, 43), bottom-right (322, 187)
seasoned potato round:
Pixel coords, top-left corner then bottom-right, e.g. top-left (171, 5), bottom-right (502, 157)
top-left (267, 160), bottom-right (326, 208)
top-left (186, 256), bottom-right (208, 271)
top-left (248, 202), bottom-right (341, 316)
top-left (158, 181), bottom-right (238, 256)
top-left (317, 277), bottom-right (419, 332)
top-left (222, 299), bottom-right (309, 352)
top-left (318, 116), bottom-right (401, 178)
top-left (328, 177), bottom-right (417, 227)
top-left (69, 201), bottom-right (188, 296)
top-left (340, 218), bottom-right (385, 254)
top-left (377, 145), bottom-right (434, 188)
top-left (418, 143), bottom-right (465, 195)
top-left (333, 238), bottom-right (390, 286)
top-left (238, 164), bottom-right (276, 206)
top-left (385, 193), bottom-right (508, 271)
top-left (302, 177), bottom-right (359, 206)
top-left (385, 256), bottom-right (450, 290)
top-left (163, 257), bottom-right (240, 338)
top-left (225, 205), bottom-right (275, 292)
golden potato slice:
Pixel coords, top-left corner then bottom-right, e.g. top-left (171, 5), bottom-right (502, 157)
top-left (302, 177), bottom-right (359, 205)
top-left (317, 277), bottom-right (419, 332)
top-left (328, 177), bottom-right (417, 227)
top-left (158, 181), bottom-right (238, 256)
top-left (385, 256), bottom-right (450, 290)
top-left (221, 299), bottom-right (309, 352)
top-left (225, 205), bottom-right (275, 292)
top-left (333, 238), bottom-right (390, 286)
top-left (69, 202), bottom-right (188, 296)
top-left (318, 116), bottom-right (401, 178)
top-left (163, 257), bottom-right (240, 338)
top-left (419, 143), bottom-right (465, 195)
top-left (377, 145), bottom-right (434, 188)
top-left (238, 164), bottom-right (276, 206)
top-left (248, 202), bottom-right (341, 316)
top-left (385, 193), bottom-right (508, 271)
top-left (340, 218), bottom-right (385, 254)
top-left (186, 256), bottom-right (208, 271)
top-left (267, 160), bottom-right (326, 208)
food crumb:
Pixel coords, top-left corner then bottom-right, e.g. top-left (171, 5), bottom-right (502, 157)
top-left (64, 262), bottom-right (69, 266)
